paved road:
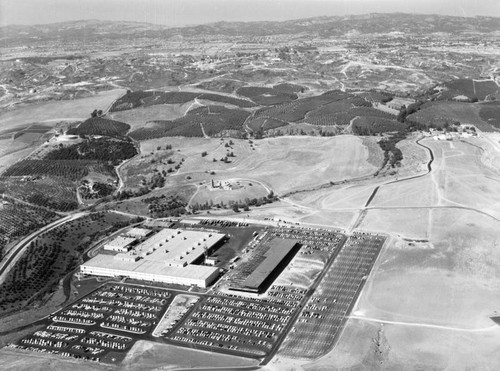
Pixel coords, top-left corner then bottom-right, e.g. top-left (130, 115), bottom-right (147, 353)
top-left (348, 135), bottom-right (434, 232)
top-left (349, 315), bottom-right (499, 333)
top-left (0, 212), bottom-right (87, 284)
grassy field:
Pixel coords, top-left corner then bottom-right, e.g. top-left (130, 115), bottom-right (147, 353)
top-left (269, 134), bottom-right (500, 370)
top-left (120, 340), bottom-right (258, 370)
top-left (190, 180), bottom-right (268, 207)
top-left (107, 103), bottom-right (192, 130)
top-left (152, 135), bottom-right (378, 195)
top-left (107, 185), bottom-right (196, 216)
top-left (0, 89), bottom-right (125, 131)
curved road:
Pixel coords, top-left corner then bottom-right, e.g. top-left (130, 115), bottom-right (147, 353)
top-left (349, 135), bottom-right (435, 231)
top-left (364, 136), bottom-right (434, 208)
top-left (0, 212), bottom-right (87, 284)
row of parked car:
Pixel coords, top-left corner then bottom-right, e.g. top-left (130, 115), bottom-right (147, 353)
top-left (8, 343), bottom-right (102, 362)
top-left (107, 284), bottom-right (170, 298)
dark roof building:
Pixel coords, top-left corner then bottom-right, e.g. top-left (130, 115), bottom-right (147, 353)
top-left (232, 238), bottom-right (301, 294)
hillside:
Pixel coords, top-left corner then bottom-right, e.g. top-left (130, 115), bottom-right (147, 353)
top-left (1, 14), bottom-right (499, 46)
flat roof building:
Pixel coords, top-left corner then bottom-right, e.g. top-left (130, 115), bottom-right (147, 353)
top-left (103, 236), bottom-right (136, 252)
top-left (126, 227), bottom-right (153, 239)
top-left (80, 254), bottom-right (219, 287)
top-left (231, 238), bottom-right (301, 294)
top-left (132, 228), bottom-right (225, 268)
top-left (80, 228), bottom-right (226, 288)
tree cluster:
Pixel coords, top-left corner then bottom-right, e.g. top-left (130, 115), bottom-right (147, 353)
top-left (44, 138), bottom-right (137, 166)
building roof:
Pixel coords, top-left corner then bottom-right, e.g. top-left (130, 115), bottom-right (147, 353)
top-left (133, 228), bottom-right (225, 267)
top-left (105, 236), bottom-right (136, 249)
top-left (81, 253), bottom-right (218, 281)
top-left (242, 238), bottom-right (299, 290)
top-left (126, 228), bottom-right (152, 238)
top-left (82, 228), bottom-right (225, 282)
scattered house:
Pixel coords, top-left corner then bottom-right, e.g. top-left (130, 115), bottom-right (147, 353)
top-left (211, 179), bottom-right (233, 191)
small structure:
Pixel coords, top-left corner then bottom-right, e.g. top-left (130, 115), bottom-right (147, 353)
top-left (211, 179), bottom-right (233, 190)
top-left (205, 257), bottom-right (218, 266)
top-left (125, 227), bottom-right (152, 240)
top-left (103, 236), bottom-right (136, 252)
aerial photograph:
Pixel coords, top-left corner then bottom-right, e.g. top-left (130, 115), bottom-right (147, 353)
top-left (0, 0), bottom-right (499, 369)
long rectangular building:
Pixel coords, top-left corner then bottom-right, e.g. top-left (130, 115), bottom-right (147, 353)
top-left (80, 254), bottom-right (219, 287)
top-left (232, 238), bottom-right (301, 294)
top-left (80, 228), bottom-right (226, 288)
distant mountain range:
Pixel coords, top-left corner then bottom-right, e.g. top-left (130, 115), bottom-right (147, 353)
top-left (1, 13), bottom-right (499, 45)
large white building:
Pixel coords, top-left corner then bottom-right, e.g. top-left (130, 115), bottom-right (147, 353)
top-left (80, 228), bottom-right (226, 287)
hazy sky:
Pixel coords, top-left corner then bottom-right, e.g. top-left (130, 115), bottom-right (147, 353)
top-left (1, 0), bottom-right (499, 26)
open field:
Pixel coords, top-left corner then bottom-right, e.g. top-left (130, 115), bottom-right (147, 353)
top-left (179, 136), bottom-right (377, 194)
top-left (395, 134), bottom-right (430, 177)
top-left (0, 124), bottom-right (55, 174)
top-left (109, 186), bottom-right (195, 217)
top-left (314, 208), bottom-right (500, 370)
top-left (107, 103), bottom-right (191, 130)
top-left (190, 180), bottom-right (268, 207)
top-left (121, 340), bottom-right (258, 370)
top-left (117, 136), bottom-right (380, 214)
top-left (0, 89), bottom-right (125, 131)
top-left (265, 133), bottom-right (500, 369)
top-left (365, 137), bottom-right (500, 218)
top-left (270, 317), bottom-right (500, 371)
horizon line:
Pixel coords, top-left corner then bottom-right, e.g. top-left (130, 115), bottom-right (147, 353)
top-left (1, 11), bottom-right (499, 28)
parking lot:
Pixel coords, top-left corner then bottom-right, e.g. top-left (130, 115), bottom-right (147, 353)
top-left (279, 232), bottom-right (386, 358)
top-left (169, 291), bottom-right (298, 358)
top-left (11, 227), bottom-right (384, 365)
top-left (11, 283), bottom-right (174, 363)
top-left (270, 227), bottom-right (346, 262)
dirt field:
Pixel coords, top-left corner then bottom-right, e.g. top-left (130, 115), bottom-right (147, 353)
top-left (121, 340), bottom-right (258, 370)
top-left (107, 102), bottom-right (191, 130)
top-left (0, 347), bottom-right (116, 371)
top-left (138, 135), bottom-right (378, 195)
top-left (190, 179), bottom-right (268, 206)
top-left (117, 135), bottom-right (379, 215)
top-left (152, 294), bottom-right (199, 337)
top-left (264, 134), bottom-right (500, 370)
top-left (0, 89), bottom-right (125, 131)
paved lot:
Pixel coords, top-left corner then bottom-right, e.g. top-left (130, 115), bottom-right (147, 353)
top-left (279, 232), bottom-right (386, 358)
top-left (10, 283), bottom-right (173, 364)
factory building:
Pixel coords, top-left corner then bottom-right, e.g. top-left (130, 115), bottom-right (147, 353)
top-left (80, 228), bottom-right (227, 288)
top-left (230, 238), bottom-right (301, 294)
